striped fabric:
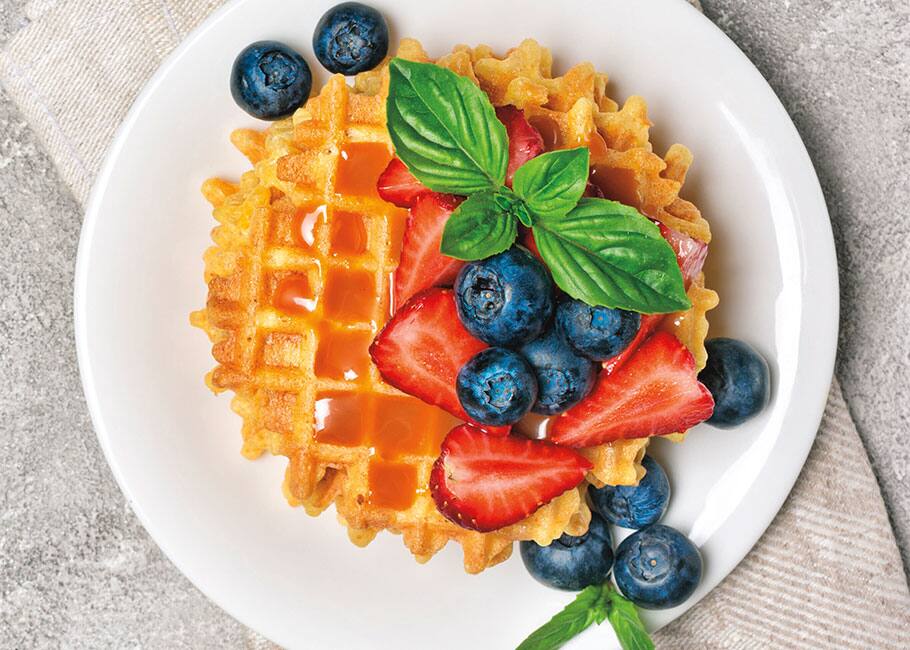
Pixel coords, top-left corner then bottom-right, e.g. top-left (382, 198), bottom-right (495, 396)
top-left (2, 0), bottom-right (907, 647)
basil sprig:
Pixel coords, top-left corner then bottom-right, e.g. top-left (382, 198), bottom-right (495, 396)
top-left (516, 583), bottom-right (654, 650)
top-left (386, 58), bottom-right (690, 314)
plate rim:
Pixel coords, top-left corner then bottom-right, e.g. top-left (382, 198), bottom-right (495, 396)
top-left (74, 0), bottom-right (839, 645)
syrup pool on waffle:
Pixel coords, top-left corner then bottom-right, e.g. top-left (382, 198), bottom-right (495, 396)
top-left (270, 141), bottom-right (458, 512)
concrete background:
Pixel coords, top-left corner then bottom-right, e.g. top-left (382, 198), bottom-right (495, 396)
top-left (1, 0), bottom-right (908, 647)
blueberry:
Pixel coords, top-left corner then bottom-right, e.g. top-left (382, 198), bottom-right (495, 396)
top-left (589, 455), bottom-right (670, 529)
top-left (455, 247), bottom-right (554, 348)
top-left (456, 348), bottom-right (537, 426)
top-left (698, 338), bottom-right (771, 428)
top-left (313, 2), bottom-right (389, 75)
top-left (230, 41), bottom-right (312, 120)
top-left (556, 298), bottom-right (640, 361)
top-left (520, 513), bottom-right (614, 591)
top-left (519, 327), bottom-right (597, 415)
top-left (613, 524), bottom-right (702, 609)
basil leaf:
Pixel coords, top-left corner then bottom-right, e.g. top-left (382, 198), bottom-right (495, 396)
top-left (441, 191), bottom-right (517, 260)
top-left (513, 147), bottom-right (590, 220)
top-left (605, 587), bottom-right (654, 650)
top-left (532, 198), bottom-right (691, 314)
top-left (387, 58), bottom-right (508, 194)
top-left (516, 585), bottom-right (610, 650)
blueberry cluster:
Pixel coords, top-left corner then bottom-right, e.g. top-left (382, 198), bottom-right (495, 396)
top-left (521, 455), bottom-right (703, 610)
top-left (230, 2), bottom-right (389, 120)
top-left (454, 246), bottom-right (641, 426)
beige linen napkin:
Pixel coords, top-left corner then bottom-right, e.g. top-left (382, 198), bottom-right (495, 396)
top-left (4, 1), bottom-right (907, 647)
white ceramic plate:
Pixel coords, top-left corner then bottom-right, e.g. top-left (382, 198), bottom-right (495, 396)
top-left (74, 0), bottom-right (838, 647)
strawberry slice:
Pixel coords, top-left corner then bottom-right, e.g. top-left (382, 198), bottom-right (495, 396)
top-left (496, 106), bottom-right (545, 186)
top-left (370, 288), bottom-right (509, 435)
top-left (658, 223), bottom-right (708, 288)
top-left (393, 193), bottom-right (465, 308)
top-left (377, 157), bottom-right (429, 208)
top-left (430, 424), bottom-right (591, 531)
top-left (550, 332), bottom-right (714, 447)
top-left (602, 313), bottom-right (663, 375)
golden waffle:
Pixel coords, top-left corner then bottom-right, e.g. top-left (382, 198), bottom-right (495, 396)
top-left (192, 38), bottom-right (716, 573)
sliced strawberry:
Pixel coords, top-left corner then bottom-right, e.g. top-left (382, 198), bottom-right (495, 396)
top-left (393, 192), bottom-right (465, 308)
top-left (602, 313), bottom-right (663, 375)
top-left (371, 288), bottom-right (480, 417)
top-left (496, 106), bottom-right (545, 186)
top-left (377, 157), bottom-right (429, 208)
top-left (370, 288), bottom-right (509, 435)
top-left (658, 223), bottom-right (708, 288)
top-left (550, 332), bottom-right (714, 447)
top-left (430, 424), bottom-right (591, 531)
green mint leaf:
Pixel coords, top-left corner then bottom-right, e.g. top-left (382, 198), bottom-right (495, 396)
top-left (512, 147), bottom-right (590, 220)
top-left (440, 191), bottom-right (517, 261)
top-left (387, 58), bottom-right (508, 194)
top-left (605, 586), bottom-right (654, 650)
top-left (516, 585), bottom-right (610, 650)
top-left (515, 583), bottom-right (655, 650)
top-left (532, 198), bottom-right (691, 314)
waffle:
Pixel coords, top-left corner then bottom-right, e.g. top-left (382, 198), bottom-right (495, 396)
top-left (192, 38), bottom-right (716, 573)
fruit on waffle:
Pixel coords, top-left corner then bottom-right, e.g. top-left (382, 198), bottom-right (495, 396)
top-left (192, 36), bottom-right (718, 574)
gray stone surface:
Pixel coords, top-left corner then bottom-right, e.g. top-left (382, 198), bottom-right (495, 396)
top-left (0, 0), bottom-right (29, 44)
top-left (0, 1), bottom-right (907, 647)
